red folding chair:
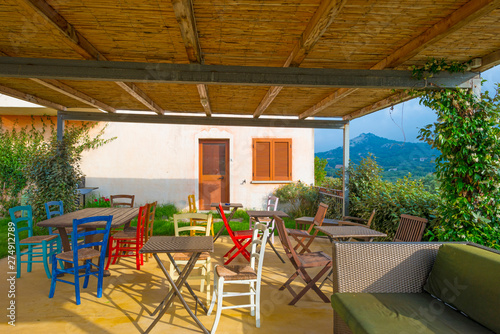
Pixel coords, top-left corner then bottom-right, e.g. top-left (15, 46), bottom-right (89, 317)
top-left (218, 203), bottom-right (253, 265)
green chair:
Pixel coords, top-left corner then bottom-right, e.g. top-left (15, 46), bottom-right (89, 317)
top-left (9, 205), bottom-right (61, 279)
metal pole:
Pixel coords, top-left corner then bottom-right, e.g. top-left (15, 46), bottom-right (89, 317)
top-left (342, 122), bottom-right (350, 216)
top-left (56, 110), bottom-right (64, 141)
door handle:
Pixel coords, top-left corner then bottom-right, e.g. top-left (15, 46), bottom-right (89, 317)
top-left (218, 176), bottom-right (224, 180)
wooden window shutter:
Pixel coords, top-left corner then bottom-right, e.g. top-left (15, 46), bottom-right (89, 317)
top-left (253, 138), bottom-right (292, 181)
top-left (273, 139), bottom-right (292, 181)
top-left (253, 139), bottom-right (271, 181)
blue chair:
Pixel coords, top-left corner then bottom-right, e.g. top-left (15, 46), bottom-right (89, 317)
top-left (45, 201), bottom-right (84, 246)
top-left (49, 215), bottom-right (113, 305)
top-left (9, 205), bottom-right (61, 279)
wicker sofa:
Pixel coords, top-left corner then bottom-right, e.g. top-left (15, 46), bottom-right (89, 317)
top-left (330, 242), bottom-right (500, 334)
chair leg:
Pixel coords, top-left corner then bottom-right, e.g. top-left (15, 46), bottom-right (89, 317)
top-left (207, 272), bottom-right (218, 316)
top-left (27, 245), bottom-right (33, 273)
top-left (250, 281), bottom-right (255, 316)
top-left (48, 254), bottom-right (58, 299)
top-left (75, 264), bottom-right (83, 305)
top-left (255, 281), bottom-right (261, 328)
top-left (96, 266), bottom-right (104, 299)
top-left (16, 250), bottom-right (21, 278)
top-left (42, 241), bottom-right (52, 279)
top-left (211, 277), bottom-right (224, 334)
top-left (206, 258), bottom-right (211, 305)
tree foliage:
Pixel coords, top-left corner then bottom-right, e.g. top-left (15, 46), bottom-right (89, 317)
top-left (413, 59), bottom-right (500, 249)
top-left (0, 117), bottom-right (115, 220)
top-left (314, 156), bottom-right (328, 185)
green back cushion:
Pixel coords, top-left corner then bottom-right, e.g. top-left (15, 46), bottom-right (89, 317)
top-left (424, 244), bottom-right (500, 333)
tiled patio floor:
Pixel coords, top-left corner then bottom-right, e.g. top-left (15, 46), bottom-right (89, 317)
top-left (1, 236), bottom-right (334, 333)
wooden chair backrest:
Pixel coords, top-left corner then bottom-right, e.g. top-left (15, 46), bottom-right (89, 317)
top-left (135, 204), bottom-right (148, 240)
top-left (188, 194), bottom-right (197, 213)
top-left (174, 212), bottom-right (213, 236)
top-left (266, 196), bottom-right (279, 211)
top-left (366, 209), bottom-right (376, 228)
top-left (393, 214), bottom-right (428, 242)
top-left (218, 203), bottom-right (237, 240)
top-left (110, 194), bottom-right (135, 208)
top-left (275, 215), bottom-right (301, 264)
top-left (306, 202), bottom-right (329, 234)
top-left (145, 201), bottom-right (157, 236)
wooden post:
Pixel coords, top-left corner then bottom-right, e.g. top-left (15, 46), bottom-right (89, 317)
top-left (342, 122), bottom-right (350, 216)
top-left (57, 110), bottom-right (64, 142)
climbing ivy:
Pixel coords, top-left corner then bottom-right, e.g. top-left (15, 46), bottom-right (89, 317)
top-left (411, 59), bottom-right (500, 249)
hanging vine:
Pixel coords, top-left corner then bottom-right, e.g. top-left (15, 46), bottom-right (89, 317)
top-left (410, 58), bottom-right (500, 249)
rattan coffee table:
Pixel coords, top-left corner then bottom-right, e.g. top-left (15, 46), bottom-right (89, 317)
top-left (140, 236), bottom-right (214, 334)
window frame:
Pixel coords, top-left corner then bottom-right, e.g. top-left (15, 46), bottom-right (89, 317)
top-left (252, 138), bottom-right (292, 182)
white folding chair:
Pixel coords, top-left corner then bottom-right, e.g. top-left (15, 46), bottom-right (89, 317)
top-left (250, 195), bottom-right (279, 243)
top-left (207, 223), bottom-right (269, 333)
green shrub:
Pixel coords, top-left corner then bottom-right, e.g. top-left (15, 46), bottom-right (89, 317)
top-left (273, 181), bottom-right (319, 218)
top-left (85, 194), bottom-right (111, 208)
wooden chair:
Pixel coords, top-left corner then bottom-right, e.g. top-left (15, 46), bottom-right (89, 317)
top-left (170, 212), bottom-right (213, 304)
top-left (188, 194), bottom-right (214, 236)
top-left (393, 214), bottom-right (428, 242)
top-left (341, 209), bottom-right (376, 228)
top-left (218, 203), bottom-right (254, 265)
top-left (105, 204), bottom-right (147, 270)
top-left (9, 205), bottom-right (61, 279)
top-left (45, 200), bottom-right (84, 246)
top-left (49, 215), bottom-right (113, 305)
top-left (207, 223), bottom-right (270, 333)
top-left (286, 203), bottom-right (328, 254)
top-left (249, 195), bottom-right (279, 244)
top-left (143, 201), bottom-right (157, 261)
top-left (110, 194), bottom-right (135, 208)
top-left (275, 216), bottom-right (332, 305)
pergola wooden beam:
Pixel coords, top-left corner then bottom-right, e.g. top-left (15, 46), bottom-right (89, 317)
top-left (30, 78), bottom-right (116, 113)
top-left (58, 110), bottom-right (348, 129)
top-left (115, 82), bottom-right (165, 115)
top-left (253, 0), bottom-right (347, 118)
top-left (300, 0), bottom-right (500, 119)
top-left (172, 0), bottom-right (212, 116)
top-left (0, 83), bottom-right (67, 110)
top-left (0, 57), bottom-right (477, 89)
top-left (477, 49), bottom-right (500, 72)
top-left (20, 0), bottom-right (164, 115)
top-left (343, 92), bottom-right (412, 121)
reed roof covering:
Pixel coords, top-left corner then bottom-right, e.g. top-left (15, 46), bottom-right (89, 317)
top-left (0, 0), bottom-right (498, 122)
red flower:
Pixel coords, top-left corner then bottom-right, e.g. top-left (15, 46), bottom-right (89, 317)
top-left (104, 198), bottom-right (110, 202)
top-left (94, 199), bottom-right (97, 202)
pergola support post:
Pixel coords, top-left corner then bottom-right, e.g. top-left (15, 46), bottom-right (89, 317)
top-left (342, 122), bottom-right (350, 216)
top-left (57, 110), bottom-right (64, 142)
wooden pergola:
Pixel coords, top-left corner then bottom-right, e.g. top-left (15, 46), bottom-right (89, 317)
top-left (0, 0), bottom-right (499, 213)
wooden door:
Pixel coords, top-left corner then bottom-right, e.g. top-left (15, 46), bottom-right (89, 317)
top-left (199, 139), bottom-right (229, 210)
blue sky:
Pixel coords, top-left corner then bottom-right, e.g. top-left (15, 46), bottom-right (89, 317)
top-left (315, 65), bottom-right (500, 153)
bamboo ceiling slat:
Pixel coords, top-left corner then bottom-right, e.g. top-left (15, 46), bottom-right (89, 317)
top-left (196, 0), bottom-right (320, 67)
top-left (57, 80), bottom-right (149, 111)
top-left (204, 85), bottom-right (272, 115)
top-left (0, 78), bottom-right (88, 108)
top-left (134, 82), bottom-right (205, 113)
top-left (49, 0), bottom-right (188, 63)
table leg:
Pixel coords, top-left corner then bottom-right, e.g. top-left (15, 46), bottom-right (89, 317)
top-left (254, 217), bottom-right (286, 263)
top-left (213, 207), bottom-right (238, 242)
top-left (145, 253), bottom-right (209, 334)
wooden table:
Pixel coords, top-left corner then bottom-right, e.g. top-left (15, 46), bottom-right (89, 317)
top-left (315, 226), bottom-right (387, 242)
top-left (295, 216), bottom-right (360, 230)
top-left (38, 207), bottom-right (139, 252)
top-left (246, 210), bottom-right (289, 263)
top-left (211, 202), bottom-right (243, 242)
top-left (140, 236), bottom-right (213, 334)
top-left (315, 226), bottom-right (387, 288)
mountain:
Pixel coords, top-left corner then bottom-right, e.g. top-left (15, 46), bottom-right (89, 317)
top-left (316, 133), bottom-right (439, 180)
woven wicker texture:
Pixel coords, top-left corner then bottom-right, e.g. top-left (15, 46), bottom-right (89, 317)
top-left (317, 226), bottom-right (387, 239)
top-left (172, 252), bottom-right (210, 261)
top-left (140, 236), bottom-right (213, 253)
top-left (56, 248), bottom-right (101, 261)
top-left (332, 242), bottom-right (443, 294)
top-left (216, 265), bottom-right (257, 281)
top-left (20, 235), bottom-right (58, 244)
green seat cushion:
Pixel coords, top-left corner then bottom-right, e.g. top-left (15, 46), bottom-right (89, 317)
top-left (423, 244), bottom-right (500, 333)
top-left (332, 293), bottom-right (493, 334)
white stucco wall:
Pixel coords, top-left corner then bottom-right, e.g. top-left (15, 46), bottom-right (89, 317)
top-left (80, 122), bottom-right (314, 211)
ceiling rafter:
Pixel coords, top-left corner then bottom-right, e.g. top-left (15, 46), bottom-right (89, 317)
top-left (343, 92), bottom-right (412, 121)
top-left (300, 0), bottom-right (500, 119)
top-left (30, 78), bottom-right (116, 113)
top-left (0, 83), bottom-right (67, 110)
top-left (115, 82), bottom-right (165, 115)
top-left (172, 0), bottom-right (212, 117)
top-left (19, 0), bottom-right (165, 115)
top-left (477, 49), bottom-right (500, 72)
top-left (253, 0), bottom-right (347, 118)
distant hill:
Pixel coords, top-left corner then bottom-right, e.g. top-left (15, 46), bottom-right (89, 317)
top-left (315, 133), bottom-right (439, 181)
